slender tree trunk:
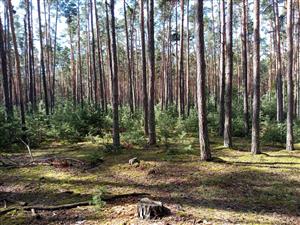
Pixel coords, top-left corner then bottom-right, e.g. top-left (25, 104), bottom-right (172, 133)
top-left (251, 0), bottom-right (261, 154)
top-left (195, 0), bottom-right (211, 161)
top-left (37, 0), bottom-right (49, 115)
top-left (109, 0), bottom-right (120, 149)
top-left (94, 0), bottom-right (105, 111)
top-left (186, 0), bottom-right (190, 116)
top-left (124, 0), bottom-right (134, 113)
top-left (273, 0), bottom-right (284, 123)
top-left (51, 1), bottom-right (58, 112)
top-left (242, 0), bottom-right (249, 135)
top-left (179, 0), bottom-right (185, 117)
top-left (148, 0), bottom-right (156, 145)
top-left (26, 0), bottom-right (34, 112)
top-left (77, 1), bottom-right (83, 108)
top-left (140, 0), bottom-right (149, 136)
top-left (286, 0), bottom-right (294, 151)
top-left (8, 0), bottom-right (26, 125)
top-left (69, 26), bottom-right (77, 108)
top-left (0, 17), bottom-right (12, 119)
top-left (90, 0), bottom-right (99, 107)
top-left (218, 0), bottom-right (225, 137)
top-left (224, 0), bottom-right (233, 148)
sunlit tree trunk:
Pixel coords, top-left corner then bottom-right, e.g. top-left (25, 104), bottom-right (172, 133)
top-left (109, 0), bottom-right (120, 149)
top-left (195, 0), bottom-right (211, 161)
top-left (218, 0), bottom-right (225, 137)
top-left (0, 17), bottom-right (12, 119)
top-left (251, 0), bottom-right (261, 154)
top-left (286, 0), bottom-right (294, 151)
top-left (37, 0), bottom-right (49, 115)
top-left (178, 0), bottom-right (185, 117)
top-left (186, 0), bottom-right (190, 116)
top-left (224, 0), bottom-right (233, 148)
top-left (124, 0), bottom-right (134, 113)
top-left (90, 0), bottom-right (99, 107)
top-left (9, 0), bottom-right (26, 124)
top-left (139, 0), bottom-right (149, 136)
top-left (273, 0), bottom-right (284, 123)
top-left (242, 0), bottom-right (249, 135)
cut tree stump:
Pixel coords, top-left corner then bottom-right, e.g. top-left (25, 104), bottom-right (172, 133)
top-left (137, 198), bottom-right (170, 220)
top-left (129, 157), bottom-right (140, 166)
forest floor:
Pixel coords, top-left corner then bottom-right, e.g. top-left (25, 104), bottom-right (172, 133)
top-left (0, 136), bottom-right (300, 225)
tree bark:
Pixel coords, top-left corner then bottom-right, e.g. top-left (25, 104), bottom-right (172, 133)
top-left (178, 0), bottom-right (185, 117)
top-left (0, 17), bottom-right (12, 119)
top-left (186, 0), bottom-right (190, 116)
top-left (8, 0), bottom-right (26, 124)
top-left (37, 0), bottom-right (49, 115)
top-left (140, 0), bottom-right (149, 136)
top-left (195, 0), bottom-right (211, 161)
top-left (251, 0), bottom-right (261, 154)
top-left (148, 0), bottom-right (156, 145)
top-left (224, 0), bottom-right (233, 148)
top-left (218, 0), bottom-right (225, 137)
top-left (90, 0), bottom-right (99, 107)
top-left (94, 0), bottom-right (105, 111)
top-left (124, 0), bottom-right (134, 113)
top-left (273, 0), bottom-right (284, 123)
top-left (286, 0), bottom-right (294, 151)
top-left (241, 0), bottom-right (249, 135)
top-left (109, 0), bottom-right (120, 149)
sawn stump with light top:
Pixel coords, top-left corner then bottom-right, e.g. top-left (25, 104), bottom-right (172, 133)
top-left (137, 198), bottom-right (170, 220)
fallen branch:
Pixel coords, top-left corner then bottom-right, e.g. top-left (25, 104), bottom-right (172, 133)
top-left (0, 207), bottom-right (16, 215)
top-left (0, 192), bottom-right (150, 216)
top-left (18, 138), bottom-right (33, 162)
top-left (0, 155), bottom-right (19, 168)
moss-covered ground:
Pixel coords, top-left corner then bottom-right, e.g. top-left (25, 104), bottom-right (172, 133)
top-left (0, 136), bottom-right (299, 224)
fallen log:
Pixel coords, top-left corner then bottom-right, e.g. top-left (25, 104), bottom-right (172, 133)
top-left (0, 192), bottom-right (150, 216)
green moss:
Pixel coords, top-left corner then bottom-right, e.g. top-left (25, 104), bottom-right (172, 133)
top-left (1, 135), bottom-right (299, 224)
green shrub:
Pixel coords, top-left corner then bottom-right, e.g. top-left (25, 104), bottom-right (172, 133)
top-left (156, 107), bottom-right (177, 145)
top-left (261, 93), bottom-right (277, 121)
top-left (180, 108), bottom-right (199, 133)
top-left (92, 186), bottom-right (107, 209)
top-left (0, 108), bottom-right (22, 147)
top-left (232, 117), bottom-right (246, 137)
top-left (262, 120), bottom-right (286, 144)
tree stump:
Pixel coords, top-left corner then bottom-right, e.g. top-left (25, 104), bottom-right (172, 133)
top-left (129, 157), bottom-right (140, 166)
top-left (137, 198), bottom-right (170, 220)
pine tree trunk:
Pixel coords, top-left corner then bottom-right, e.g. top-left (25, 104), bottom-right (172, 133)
top-left (94, 0), bottom-right (105, 111)
top-left (90, 0), bottom-right (99, 107)
top-left (148, 0), bottom-right (156, 145)
top-left (37, 0), bottom-right (49, 116)
top-left (8, 0), bottom-right (26, 124)
top-left (251, 0), bottom-right (261, 154)
top-left (286, 0), bottom-right (294, 151)
top-left (218, 0), bottom-right (225, 137)
top-left (109, 0), bottom-right (120, 149)
top-left (195, 0), bottom-right (211, 161)
top-left (140, 0), bottom-right (149, 136)
top-left (124, 0), bottom-right (134, 113)
top-left (76, 1), bottom-right (83, 108)
top-left (273, 0), bottom-right (284, 123)
top-left (224, 0), bottom-right (233, 148)
top-left (186, 0), bottom-right (190, 116)
top-left (0, 17), bottom-right (12, 119)
top-left (242, 0), bottom-right (249, 135)
top-left (178, 0), bottom-right (185, 117)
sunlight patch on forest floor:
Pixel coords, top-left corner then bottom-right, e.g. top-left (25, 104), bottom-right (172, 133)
top-left (0, 136), bottom-right (299, 224)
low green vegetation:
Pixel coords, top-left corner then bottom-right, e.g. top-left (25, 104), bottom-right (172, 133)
top-left (0, 95), bottom-right (299, 224)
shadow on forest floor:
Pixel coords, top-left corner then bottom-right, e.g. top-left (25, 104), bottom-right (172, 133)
top-left (0, 136), bottom-right (300, 224)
